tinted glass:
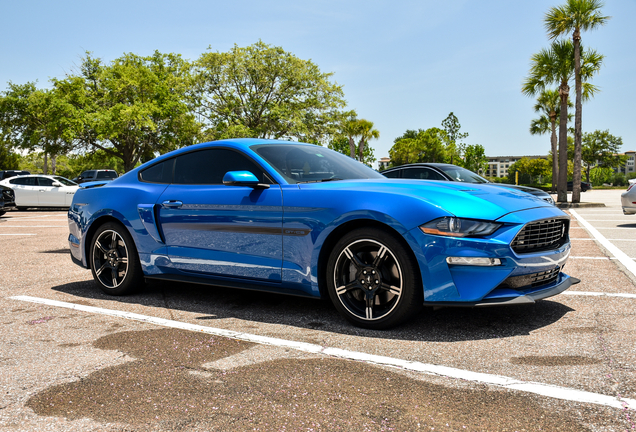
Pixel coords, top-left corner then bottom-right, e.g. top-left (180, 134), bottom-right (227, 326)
top-left (382, 170), bottom-right (401, 178)
top-left (37, 177), bottom-right (54, 186)
top-left (10, 177), bottom-right (37, 186)
top-left (80, 171), bottom-right (93, 178)
top-left (252, 144), bottom-right (384, 184)
top-left (401, 168), bottom-right (447, 181)
top-left (174, 149), bottom-right (265, 185)
top-left (97, 171), bottom-right (118, 179)
top-left (435, 166), bottom-right (489, 183)
top-left (140, 158), bottom-right (175, 184)
top-left (53, 176), bottom-right (77, 186)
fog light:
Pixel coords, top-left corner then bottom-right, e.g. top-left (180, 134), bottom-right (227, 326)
top-left (446, 257), bottom-right (502, 266)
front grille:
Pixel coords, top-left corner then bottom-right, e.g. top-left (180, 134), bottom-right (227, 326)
top-left (511, 218), bottom-right (568, 254)
top-left (499, 266), bottom-right (561, 290)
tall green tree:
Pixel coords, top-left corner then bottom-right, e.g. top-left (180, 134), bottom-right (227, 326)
top-left (529, 89), bottom-right (572, 193)
top-left (581, 130), bottom-right (625, 182)
top-left (545, 0), bottom-right (610, 203)
top-left (522, 39), bottom-right (603, 202)
top-left (193, 41), bottom-right (346, 144)
top-left (388, 128), bottom-right (447, 166)
top-left (328, 135), bottom-right (375, 166)
top-left (0, 83), bottom-right (76, 174)
top-left (441, 112), bottom-right (468, 165)
top-left (53, 51), bottom-right (199, 172)
top-left (463, 144), bottom-right (488, 174)
top-left (0, 138), bottom-right (19, 169)
top-left (355, 119), bottom-right (380, 163)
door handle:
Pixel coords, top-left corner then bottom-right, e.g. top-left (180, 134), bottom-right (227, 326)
top-left (162, 200), bottom-right (183, 208)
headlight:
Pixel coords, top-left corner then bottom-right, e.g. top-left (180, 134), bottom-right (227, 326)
top-left (420, 217), bottom-right (501, 237)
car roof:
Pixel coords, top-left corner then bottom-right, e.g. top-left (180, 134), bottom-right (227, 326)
top-left (385, 163), bottom-right (457, 169)
top-left (134, 139), bottom-right (318, 170)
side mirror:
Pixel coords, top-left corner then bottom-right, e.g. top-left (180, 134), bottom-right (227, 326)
top-left (52, 181), bottom-right (62, 187)
top-left (222, 171), bottom-right (269, 189)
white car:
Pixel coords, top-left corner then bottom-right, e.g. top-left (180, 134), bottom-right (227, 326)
top-left (0, 175), bottom-right (79, 209)
top-left (622, 183), bottom-right (636, 215)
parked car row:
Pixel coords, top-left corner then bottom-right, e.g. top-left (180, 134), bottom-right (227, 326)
top-left (0, 175), bottom-right (80, 210)
top-left (0, 169), bottom-right (118, 213)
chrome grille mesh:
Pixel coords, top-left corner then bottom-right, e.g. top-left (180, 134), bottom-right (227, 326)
top-left (511, 218), bottom-right (568, 253)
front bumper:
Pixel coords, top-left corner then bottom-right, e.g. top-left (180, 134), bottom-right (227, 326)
top-left (407, 208), bottom-right (573, 304)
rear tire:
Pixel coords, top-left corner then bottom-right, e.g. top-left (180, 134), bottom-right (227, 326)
top-left (326, 227), bottom-right (423, 329)
top-left (89, 222), bottom-right (144, 295)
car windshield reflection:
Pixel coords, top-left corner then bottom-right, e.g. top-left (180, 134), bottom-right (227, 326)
top-left (252, 144), bottom-right (384, 184)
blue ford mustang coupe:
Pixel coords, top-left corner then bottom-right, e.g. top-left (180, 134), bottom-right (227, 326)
top-left (68, 139), bottom-right (577, 329)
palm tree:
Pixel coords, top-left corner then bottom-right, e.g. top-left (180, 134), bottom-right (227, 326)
top-left (529, 89), bottom-right (572, 193)
top-left (522, 39), bottom-right (602, 202)
top-left (545, 0), bottom-right (609, 202)
top-left (356, 119), bottom-right (380, 164)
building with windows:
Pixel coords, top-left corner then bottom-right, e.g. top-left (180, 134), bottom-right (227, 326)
top-left (483, 155), bottom-right (548, 178)
top-left (616, 151), bottom-right (636, 175)
top-left (377, 157), bottom-right (391, 170)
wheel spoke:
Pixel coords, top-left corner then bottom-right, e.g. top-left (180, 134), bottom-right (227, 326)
top-left (118, 257), bottom-right (128, 265)
top-left (344, 247), bottom-right (366, 270)
top-left (372, 245), bottom-right (388, 267)
top-left (381, 282), bottom-right (402, 296)
top-left (365, 296), bottom-right (374, 320)
top-left (336, 281), bottom-right (359, 296)
top-left (95, 261), bottom-right (109, 277)
top-left (95, 241), bottom-right (109, 255)
top-left (111, 268), bottom-right (119, 285)
top-left (110, 232), bottom-right (117, 249)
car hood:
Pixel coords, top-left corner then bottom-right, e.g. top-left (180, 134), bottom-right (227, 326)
top-left (298, 179), bottom-right (552, 221)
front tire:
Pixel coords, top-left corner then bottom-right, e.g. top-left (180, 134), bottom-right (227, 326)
top-left (89, 222), bottom-right (144, 295)
top-left (326, 227), bottom-right (423, 329)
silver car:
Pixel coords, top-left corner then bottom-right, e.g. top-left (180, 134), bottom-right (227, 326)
top-left (622, 183), bottom-right (636, 215)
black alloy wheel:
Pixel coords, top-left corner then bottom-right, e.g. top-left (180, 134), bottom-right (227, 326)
top-left (90, 222), bottom-right (144, 295)
top-left (326, 227), bottom-right (422, 329)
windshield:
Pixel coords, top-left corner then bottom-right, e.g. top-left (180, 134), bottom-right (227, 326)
top-left (252, 144), bottom-right (384, 184)
top-left (435, 165), bottom-right (489, 183)
top-left (53, 176), bottom-right (77, 186)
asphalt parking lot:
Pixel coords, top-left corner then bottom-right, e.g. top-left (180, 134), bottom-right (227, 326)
top-left (1, 191), bottom-right (635, 431)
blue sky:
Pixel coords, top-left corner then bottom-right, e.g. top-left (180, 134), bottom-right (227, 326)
top-left (1, 0), bottom-right (634, 162)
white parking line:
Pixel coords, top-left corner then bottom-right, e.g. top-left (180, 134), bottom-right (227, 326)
top-left (0, 226), bottom-right (68, 228)
top-left (9, 295), bottom-right (636, 411)
top-left (568, 256), bottom-right (610, 260)
top-left (3, 215), bottom-right (66, 220)
top-left (570, 209), bottom-right (636, 279)
top-left (564, 291), bottom-right (636, 299)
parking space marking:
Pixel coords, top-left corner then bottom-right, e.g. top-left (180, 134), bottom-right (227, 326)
top-left (570, 209), bottom-right (636, 279)
top-left (568, 256), bottom-right (610, 260)
top-left (563, 291), bottom-right (636, 299)
top-left (2, 215), bottom-right (67, 220)
top-left (0, 225), bottom-right (68, 228)
top-left (10, 295), bottom-right (636, 411)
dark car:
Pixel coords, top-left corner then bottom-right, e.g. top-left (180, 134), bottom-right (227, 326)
top-left (567, 181), bottom-right (592, 192)
top-left (73, 169), bottom-right (119, 184)
top-left (382, 163), bottom-right (555, 205)
top-left (0, 184), bottom-right (16, 216)
top-left (0, 170), bottom-right (30, 180)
